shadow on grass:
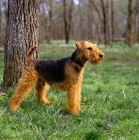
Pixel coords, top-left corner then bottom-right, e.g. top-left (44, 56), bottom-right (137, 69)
top-left (84, 131), bottom-right (102, 140)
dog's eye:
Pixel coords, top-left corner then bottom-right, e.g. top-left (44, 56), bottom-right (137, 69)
top-left (87, 48), bottom-right (92, 50)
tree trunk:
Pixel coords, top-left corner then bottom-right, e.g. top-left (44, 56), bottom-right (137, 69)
top-left (106, 0), bottom-right (112, 44)
top-left (90, 0), bottom-right (103, 41)
top-left (100, 0), bottom-right (107, 44)
top-left (0, 0), bottom-right (2, 46)
top-left (88, 0), bottom-right (93, 40)
top-left (111, 0), bottom-right (114, 41)
top-left (48, 0), bottom-right (53, 43)
top-left (78, 0), bottom-right (84, 40)
top-left (63, 0), bottom-right (73, 44)
top-left (3, 0), bottom-right (39, 90)
top-left (134, 0), bottom-right (139, 43)
top-left (137, 14), bottom-right (139, 42)
top-left (126, 0), bottom-right (134, 47)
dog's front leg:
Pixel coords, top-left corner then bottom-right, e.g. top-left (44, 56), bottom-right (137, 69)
top-left (66, 84), bottom-right (81, 115)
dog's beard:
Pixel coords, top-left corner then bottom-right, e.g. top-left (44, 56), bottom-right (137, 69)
top-left (90, 59), bottom-right (103, 66)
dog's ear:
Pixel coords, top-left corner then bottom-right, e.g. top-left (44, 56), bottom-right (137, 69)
top-left (75, 41), bottom-right (84, 50)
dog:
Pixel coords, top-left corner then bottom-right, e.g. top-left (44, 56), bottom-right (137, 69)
top-left (9, 41), bottom-right (104, 114)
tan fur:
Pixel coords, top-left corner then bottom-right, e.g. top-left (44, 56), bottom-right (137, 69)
top-left (9, 41), bottom-right (104, 114)
top-left (9, 66), bottom-right (38, 112)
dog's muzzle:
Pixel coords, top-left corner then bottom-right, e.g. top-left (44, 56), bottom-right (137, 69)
top-left (99, 54), bottom-right (104, 58)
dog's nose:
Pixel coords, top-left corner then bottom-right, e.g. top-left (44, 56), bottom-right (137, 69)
top-left (99, 54), bottom-right (104, 58)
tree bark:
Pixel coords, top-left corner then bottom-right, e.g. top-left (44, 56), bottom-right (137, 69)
top-left (88, 0), bottom-right (93, 40)
top-left (134, 0), bottom-right (139, 43)
top-left (3, 0), bottom-right (39, 90)
top-left (0, 0), bottom-right (2, 46)
top-left (126, 0), bottom-right (134, 47)
top-left (137, 14), bottom-right (139, 42)
top-left (111, 0), bottom-right (114, 41)
top-left (78, 0), bottom-right (84, 40)
top-left (106, 0), bottom-right (112, 44)
top-left (100, 0), bottom-right (107, 44)
top-left (90, 0), bottom-right (103, 41)
top-left (63, 0), bottom-right (73, 44)
top-left (48, 0), bottom-right (53, 43)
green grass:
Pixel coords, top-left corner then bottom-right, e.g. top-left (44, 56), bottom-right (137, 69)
top-left (0, 41), bottom-right (139, 140)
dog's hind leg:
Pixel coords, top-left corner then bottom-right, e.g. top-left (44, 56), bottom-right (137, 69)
top-left (9, 67), bottom-right (38, 112)
top-left (35, 81), bottom-right (51, 105)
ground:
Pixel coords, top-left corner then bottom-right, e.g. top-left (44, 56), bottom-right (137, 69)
top-left (0, 41), bottom-right (139, 140)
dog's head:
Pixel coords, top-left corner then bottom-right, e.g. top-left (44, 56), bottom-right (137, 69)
top-left (75, 41), bottom-right (105, 66)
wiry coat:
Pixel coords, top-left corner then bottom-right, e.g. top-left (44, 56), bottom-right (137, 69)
top-left (9, 41), bottom-right (104, 114)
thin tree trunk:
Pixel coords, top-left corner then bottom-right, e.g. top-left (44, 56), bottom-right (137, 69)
top-left (126, 0), bottom-right (134, 47)
top-left (88, 0), bottom-right (92, 40)
top-left (107, 0), bottom-right (112, 44)
top-left (90, 0), bottom-right (103, 41)
top-left (100, 0), bottom-right (107, 44)
top-left (137, 14), bottom-right (139, 42)
top-left (3, 0), bottom-right (39, 90)
top-left (63, 0), bottom-right (73, 44)
top-left (134, 0), bottom-right (139, 43)
top-left (111, 0), bottom-right (114, 41)
top-left (78, 0), bottom-right (84, 39)
top-left (0, 0), bottom-right (2, 46)
top-left (49, 0), bottom-right (52, 43)
top-left (91, 0), bottom-right (103, 22)
top-left (63, 0), bottom-right (68, 43)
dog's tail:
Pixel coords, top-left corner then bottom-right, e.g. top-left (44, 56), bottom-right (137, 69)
top-left (27, 45), bottom-right (37, 64)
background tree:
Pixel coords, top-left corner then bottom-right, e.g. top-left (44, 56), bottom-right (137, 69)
top-left (78, 0), bottom-right (84, 40)
top-left (3, 0), bottom-right (39, 90)
top-left (88, 0), bottom-right (93, 40)
top-left (111, 0), bottom-right (114, 42)
top-left (125, 0), bottom-right (135, 47)
top-left (100, 0), bottom-right (107, 44)
top-left (63, 0), bottom-right (73, 44)
top-left (134, 0), bottom-right (139, 43)
top-left (90, 0), bottom-right (103, 41)
top-left (0, 0), bottom-right (2, 46)
top-left (0, 0), bottom-right (138, 48)
top-left (47, 0), bottom-right (53, 43)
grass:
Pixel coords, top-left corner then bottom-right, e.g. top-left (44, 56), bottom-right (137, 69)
top-left (0, 41), bottom-right (139, 140)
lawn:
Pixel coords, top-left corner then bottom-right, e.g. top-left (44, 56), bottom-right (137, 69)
top-left (0, 41), bottom-right (139, 140)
